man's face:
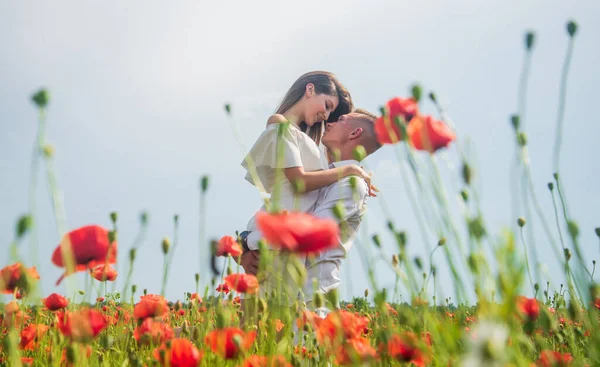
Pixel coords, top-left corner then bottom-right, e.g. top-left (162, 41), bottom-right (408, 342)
top-left (322, 113), bottom-right (360, 147)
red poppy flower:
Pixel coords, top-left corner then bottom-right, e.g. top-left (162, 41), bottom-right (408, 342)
top-left (134, 294), bottom-right (169, 320)
top-left (19, 324), bottom-right (49, 350)
top-left (242, 354), bottom-right (292, 367)
top-left (52, 225), bottom-right (117, 285)
top-left (216, 235), bottom-right (243, 257)
top-left (134, 318), bottom-right (174, 346)
top-left (256, 212), bottom-right (339, 254)
top-left (224, 273), bottom-right (259, 294)
top-left (384, 332), bottom-right (430, 367)
top-left (333, 337), bottom-right (378, 366)
top-left (296, 309), bottom-right (323, 331)
top-left (517, 296), bottom-right (540, 321)
top-left (593, 297), bottom-right (600, 310)
top-left (216, 283), bottom-right (231, 294)
top-left (56, 308), bottom-right (109, 343)
top-left (90, 264), bottom-right (118, 282)
top-left (205, 327), bottom-right (256, 359)
top-left (407, 115), bottom-right (456, 153)
top-left (0, 262), bottom-right (40, 294)
top-left (20, 357), bottom-right (34, 366)
top-left (374, 97), bottom-right (419, 145)
top-left (536, 350), bottom-right (573, 366)
top-left (154, 338), bottom-right (203, 367)
top-left (316, 310), bottom-right (370, 350)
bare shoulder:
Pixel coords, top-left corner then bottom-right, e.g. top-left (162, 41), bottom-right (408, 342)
top-left (266, 114), bottom-right (288, 126)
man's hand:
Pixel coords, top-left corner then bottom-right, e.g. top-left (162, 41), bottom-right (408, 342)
top-left (239, 250), bottom-right (260, 276)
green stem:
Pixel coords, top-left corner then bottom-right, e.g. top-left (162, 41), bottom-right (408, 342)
top-left (553, 38), bottom-right (575, 174)
top-left (519, 227), bottom-right (535, 293)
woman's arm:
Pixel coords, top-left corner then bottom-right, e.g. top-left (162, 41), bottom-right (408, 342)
top-left (284, 165), bottom-right (368, 193)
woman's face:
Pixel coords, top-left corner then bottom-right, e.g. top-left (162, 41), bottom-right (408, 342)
top-left (302, 84), bottom-right (339, 127)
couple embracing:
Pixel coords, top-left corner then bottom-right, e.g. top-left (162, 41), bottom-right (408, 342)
top-left (233, 71), bottom-right (382, 317)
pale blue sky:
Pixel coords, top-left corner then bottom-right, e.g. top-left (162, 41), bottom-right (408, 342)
top-left (1, 0), bottom-right (599, 304)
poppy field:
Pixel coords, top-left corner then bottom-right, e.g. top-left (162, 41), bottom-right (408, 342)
top-left (2, 20), bottom-right (600, 367)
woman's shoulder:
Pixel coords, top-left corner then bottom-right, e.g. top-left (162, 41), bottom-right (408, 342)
top-left (266, 114), bottom-right (287, 125)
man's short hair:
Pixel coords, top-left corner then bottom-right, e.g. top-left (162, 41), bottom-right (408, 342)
top-left (352, 108), bottom-right (382, 153)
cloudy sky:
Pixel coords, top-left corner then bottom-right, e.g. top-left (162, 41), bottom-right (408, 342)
top-left (1, 0), bottom-right (599, 305)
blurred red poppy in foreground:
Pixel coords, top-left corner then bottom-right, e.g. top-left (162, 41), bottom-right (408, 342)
top-left (134, 294), bottom-right (169, 320)
top-left (517, 296), bottom-right (540, 321)
top-left (56, 308), bottom-right (109, 343)
top-left (334, 337), bottom-right (378, 366)
top-left (384, 331), bottom-right (431, 367)
top-left (216, 235), bottom-right (243, 257)
top-left (205, 327), bottom-right (256, 359)
top-left (224, 273), bottom-right (259, 294)
top-left (154, 338), bottom-right (203, 367)
top-left (536, 350), bottom-right (573, 366)
top-left (90, 264), bottom-right (118, 282)
top-left (43, 293), bottom-right (69, 311)
top-left (257, 212), bottom-right (339, 254)
top-left (134, 318), bottom-right (174, 346)
top-left (19, 324), bottom-right (49, 350)
top-left (52, 225), bottom-right (117, 285)
top-left (374, 97), bottom-right (419, 145)
top-left (0, 262), bottom-right (40, 294)
top-left (242, 354), bottom-right (292, 367)
top-left (407, 115), bottom-right (456, 153)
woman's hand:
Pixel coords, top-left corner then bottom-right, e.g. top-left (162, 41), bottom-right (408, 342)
top-left (346, 165), bottom-right (379, 197)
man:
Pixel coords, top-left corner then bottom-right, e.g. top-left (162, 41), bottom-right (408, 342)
top-left (237, 109), bottom-right (381, 312)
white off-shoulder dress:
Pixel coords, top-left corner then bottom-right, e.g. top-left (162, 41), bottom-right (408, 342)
top-left (242, 122), bottom-right (326, 239)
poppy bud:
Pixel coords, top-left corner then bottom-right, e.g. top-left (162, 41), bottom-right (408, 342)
top-left (566, 20), bottom-right (578, 37)
top-left (564, 248), bottom-right (572, 261)
top-left (414, 257), bottom-right (423, 270)
top-left (352, 145), bottom-right (366, 161)
top-left (16, 214), bottom-right (33, 238)
top-left (140, 212), bottom-right (148, 225)
top-left (392, 254), bottom-right (399, 267)
top-left (517, 133), bottom-right (527, 146)
top-left (364, 289), bottom-right (369, 298)
top-left (510, 115), bottom-right (520, 130)
top-left (553, 172), bottom-right (559, 180)
top-left (195, 273), bottom-right (200, 283)
top-left (387, 221), bottom-right (395, 231)
top-left (534, 283), bottom-right (540, 292)
top-left (567, 221), bottom-right (579, 239)
top-left (226, 266), bottom-right (232, 275)
top-left (462, 163), bottom-right (472, 185)
top-left (428, 92), bottom-right (437, 103)
top-left (333, 202), bottom-right (345, 221)
top-left (66, 344), bottom-right (77, 364)
top-left (518, 217), bottom-right (526, 227)
top-left (379, 106), bottom-right (387, 117)
top-left (372, 234), bottom-right (381, 248)
top-left (108, 230), bottom-right (117, 243)
top-left (110, 212), bottom-right (118, 224)
top-left (396, 231), bottom-right (407, 248)
top-left (258, 298), bottom-right (268, 313)
top-left (224, 103), bottom-right (232, 115)
top-left (595, 228), bottom-right (600, 238)
top-left (43, 144), bottom-right (55, 158)
top-left (411, 84), bottom-right (422, 103)
top-left (193, 326), bottom-right (202, 341)
top-left (143, 288), bottom-right (147, 295)
top-left (438, 237), bottom-right (446, 246)
top-left (162, 237), bottom-right (171, 254)
top-left (314, 292), bottom-right (324, 308)
top-left (460, 189), bottom-right (469, 202)
top-left (31, 88), bottom-right (50, 108)
top-left (525, 31), bottom-right (535, 50)
top-left (547, 182), bottom-right (554, 191)
top-left (201, 175), bottom-right (209, 193)
top-left (173, 214), bottom-right (179, 224)
top-left (129, 248), bottom-right (136, 262)
top-left (78, 290), bottom-right (85, 295)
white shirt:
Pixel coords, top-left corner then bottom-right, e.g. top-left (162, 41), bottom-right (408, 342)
top-left (246, 159), bottom-right (369, 255)
top-left (242, 122), bottom-right (326, 236)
